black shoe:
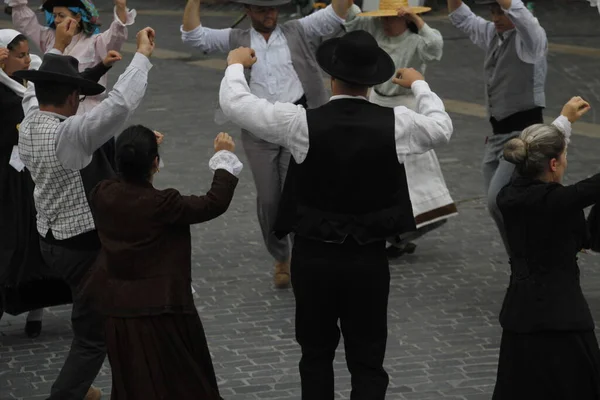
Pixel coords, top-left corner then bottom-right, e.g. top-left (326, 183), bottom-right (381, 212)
top-left (386, 242), bottom-right (417, 259)
top-left (25, 321), bottom-right (42, 338)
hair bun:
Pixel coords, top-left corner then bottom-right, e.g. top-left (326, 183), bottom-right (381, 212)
top-left (503, 138), bottom-right (528, 165)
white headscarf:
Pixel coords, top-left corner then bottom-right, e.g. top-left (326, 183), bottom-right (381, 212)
top-left (0, 28), bottom-right (42, 98)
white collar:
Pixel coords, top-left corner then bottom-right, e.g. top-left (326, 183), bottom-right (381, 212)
top-left (330, 95), bottom-right (369, 101)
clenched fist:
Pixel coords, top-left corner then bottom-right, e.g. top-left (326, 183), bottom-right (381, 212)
top-left (54, 17), bottom-right (78, 52)
top-left (227, 47), bottom-right (257, 68)
top-left (154, 130), bottom-right (164, 145)
top-left (136, 27), bottom-right (155, 58)
top-left (0, 47), bottom-right (8, 65)
top-left (561, 96), bottom-right (591, 123)
top-left (214, 132), bottom-right (235, 153)
top-left (103, 51), bottom-right (122, 67)
top-left (392, 68), bottom-right (424, 88)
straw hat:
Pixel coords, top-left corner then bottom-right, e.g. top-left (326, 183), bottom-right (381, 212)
top-left (358, 0), bottom-right (431, 17)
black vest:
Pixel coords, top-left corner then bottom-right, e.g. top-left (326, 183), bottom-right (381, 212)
top-left (274, 98), bottom-right (416, 244)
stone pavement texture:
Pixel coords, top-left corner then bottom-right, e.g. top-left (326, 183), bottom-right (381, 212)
top-left (2, 1), bottom-right (600, 399)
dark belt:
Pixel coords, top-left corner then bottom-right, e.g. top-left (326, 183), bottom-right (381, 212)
top-left (490, 107), bottom-right (544, 135)
top-left (41, 229), bottom-right (100, 251)
top-left (295, 95), bottom-right (308, 109)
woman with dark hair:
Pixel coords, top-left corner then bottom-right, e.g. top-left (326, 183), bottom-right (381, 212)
top-left (345, 0), bottom-right (457, 258)
top-left (0, 29), bottom-right (48, 337)
top-left (86, 126), bottom-right (242, 399)
top-left (0, 28), bottom-right (121, 339)
top-left (492, 96), bottom-right (600, 398)
top-left (5, 0), bottom-right (136, 113)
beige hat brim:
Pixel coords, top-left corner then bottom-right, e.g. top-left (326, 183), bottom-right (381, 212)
top-left (357, 6), bottom-right (431, 17)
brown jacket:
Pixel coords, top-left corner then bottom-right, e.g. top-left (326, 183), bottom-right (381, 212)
top-left (84, 169), bottom-right (238, 317)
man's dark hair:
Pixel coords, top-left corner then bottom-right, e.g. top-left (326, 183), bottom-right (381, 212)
top-left (337, 79), bottom-right (369, 92)
top-left (34, 82), bottom-right (78, 107)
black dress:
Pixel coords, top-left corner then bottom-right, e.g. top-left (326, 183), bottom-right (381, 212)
top-left (493, 175), bottom-right (600, 399)
top-left (0, 78), bottom-right (71, 316)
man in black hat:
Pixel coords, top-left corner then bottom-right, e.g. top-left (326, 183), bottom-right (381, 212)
top-left (219, 30), bottom-right (453, 399)
top-left (181, 0), bottom-right (350, 289)
top-left (446, 0), bottom-right (547, 256)
top-left (16, 18), bottom-right (155, 400)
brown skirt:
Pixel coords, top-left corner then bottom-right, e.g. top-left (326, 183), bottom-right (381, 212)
top-left (105, 312), bottom-right (222, 400)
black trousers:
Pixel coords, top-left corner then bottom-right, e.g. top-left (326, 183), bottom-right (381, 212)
top-left (291, 236), bottom-right (390, 400)
top-left (39, 238), bottom-right (106, 400)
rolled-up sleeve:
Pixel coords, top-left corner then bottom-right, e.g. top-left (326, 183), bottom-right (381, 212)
top-left (448, 2), bottom-right (495, 51)
top-left (394, 81), bottom-right (453, 161)
top-left (55, 53), bottom-right (152, 170)
top-left (180, 25), bottom-right (231, 54)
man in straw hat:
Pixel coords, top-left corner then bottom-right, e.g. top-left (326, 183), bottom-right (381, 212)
top-left (447, 0), bottom-right (548, 256)
top-left (181, 0), bottom-right (351, 289)
top-left (219, 30), bottom-right (453, 399)
top-left (15, 18), bottom-right (155, 400)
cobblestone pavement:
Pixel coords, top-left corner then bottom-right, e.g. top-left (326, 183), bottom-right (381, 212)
top-left (2, 1), bottom-right (600, 399)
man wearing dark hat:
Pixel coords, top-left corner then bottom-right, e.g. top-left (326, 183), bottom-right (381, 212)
top-left (219, 30), bottom-right (453, 399)
top-left (446, 0), bottom-right (547, 256)
top-left (181, 0), bottom-right (350, 289)
top-left (16, 19), bottom-right (155, 400)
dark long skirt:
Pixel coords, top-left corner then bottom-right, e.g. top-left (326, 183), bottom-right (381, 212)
top-left (493, 329), bottom-right (600, 399)
top-left (0, 157), bottom-right (71, 315)
top-left (105, 312), bottom-right (222, 400)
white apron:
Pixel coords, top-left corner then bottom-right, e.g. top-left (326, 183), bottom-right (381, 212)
top-left (369, 90), bottom-right (458, 229)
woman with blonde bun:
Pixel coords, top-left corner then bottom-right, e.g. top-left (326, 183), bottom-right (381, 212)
top-left (492, 96), bottom-right (600, 399)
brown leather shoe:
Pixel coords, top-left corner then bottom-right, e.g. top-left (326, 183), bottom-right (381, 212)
top-left (84, 387), bottom-right (102, 400)
top-left (274, 262), bottom-right (290, 289)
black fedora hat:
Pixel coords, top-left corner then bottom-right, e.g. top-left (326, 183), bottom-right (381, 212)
top-left (13, 53), bottom-right (105, 96)
top-left (234, 0), bottom-right (290, 6)
top-left (316, 30), bottom-right (395, 86)
top-left (42, 0), bottom-right (86, 13)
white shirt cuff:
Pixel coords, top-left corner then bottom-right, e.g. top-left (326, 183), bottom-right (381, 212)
top-left (113, 6), bottom-right (137, 27)
top-left (209, 150), bottom-right (243, 176)
top-left (410, 80), bottom-right (431, 95)
top-left (131, 52), bottom-right (153, 72)
top-left (552, 115), bottom-right (572, 143)
top-left (47, 48), bottom-right (64, 55)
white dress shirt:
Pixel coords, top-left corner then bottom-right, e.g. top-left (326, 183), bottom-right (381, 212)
top-left (181, 5), bottom-right (344, 103)
top-left (448, 0), bottom-right (547, 64)
top-left (22, 50), bottom-right (152, 171)
top-left (219, 64), bottom-right (454, 165)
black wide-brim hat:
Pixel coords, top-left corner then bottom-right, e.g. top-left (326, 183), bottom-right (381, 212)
top-left (13, 53), bottom-right (105, 96)
top-left (316, 30), bottom-right (395, 86)
top-left (42, 0), bottom-right (86, 13)
top-left (234, 0), bottom-right (290, 6)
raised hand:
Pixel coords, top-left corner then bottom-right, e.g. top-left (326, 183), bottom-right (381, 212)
top-left (154, 130), bottom-right (164, 145)
top-left (214, 132), bottom-right (235, 153)
top-left (54, 17), bottom-right (78, 52)
top-left (136, 27), bottom-right (155, 58)
top-left (561, 96), bottom-right (591, 123)
top-left (0, 47), bottom-right (8, 66)
top-left (227, 47), bottom-right (257, 68)
top-left (392, 68), bottom-right (424, 88)
top-left (103, 50), bottom-right (122, 67)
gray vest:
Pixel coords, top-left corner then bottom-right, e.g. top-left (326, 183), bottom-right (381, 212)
top-left (483, 30), bottom-right (547, 121)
